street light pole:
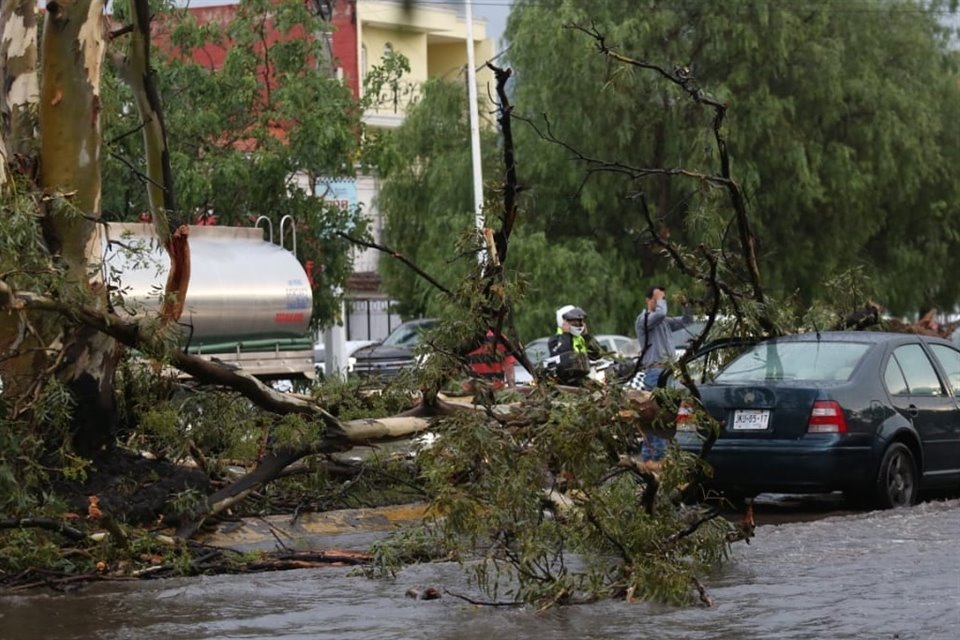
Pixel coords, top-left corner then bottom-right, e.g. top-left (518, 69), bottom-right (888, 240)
top-left (464, 0), bottom-right (485, 264)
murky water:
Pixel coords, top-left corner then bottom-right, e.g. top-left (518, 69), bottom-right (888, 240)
top-left (2, 499), bottom-right (959, 640)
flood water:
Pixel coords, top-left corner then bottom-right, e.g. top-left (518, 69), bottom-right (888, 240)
top-left (1, 497), bottom-right (959, 640)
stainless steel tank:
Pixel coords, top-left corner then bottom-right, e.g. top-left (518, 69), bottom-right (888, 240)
top-left (101, 222), bottom-right (313, 346)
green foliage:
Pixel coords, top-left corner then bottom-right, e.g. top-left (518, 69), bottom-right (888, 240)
top-left (263, 450), bottom-right (426, 515)
top-left (797, 266), bottom-right (878, 332)
top-left (506, 233), bottom-right (618, 339)
top-left (363, 523), bottom-right (452, 578)
top-left (374, 76), bottom-right (646, 338)
top-left (310, 375), bottom-right (422, 421)
top-left (11, 0), bottom-right (956, 606)
top-left (0, 178), bottom-right (71, 320)
top-left (0, 529), bottom-right (79, 575)
top-left (371, 385), bottom-right (738, 606)
top-left (167, 486), bottom-right (208, 523)
top-left (270, 413), bottom-right (316, 451)
top-left (0, 185), bottom-right (49, 276)
top-left (501, 0), bottom-right (960, 321)
top-left (0, 424), bottom-right (47, 515)
top-left (0, 177), bottom-right (109, 512)
top-left (117, 364), bottom-right (265, 463)
top-left (375, 78), bottom-right (501, 320)
top-left (31, 378), bottom-right (75, 436)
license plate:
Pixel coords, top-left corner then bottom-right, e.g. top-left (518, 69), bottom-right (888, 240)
top-left (731, 409), bottom-right (770, 430)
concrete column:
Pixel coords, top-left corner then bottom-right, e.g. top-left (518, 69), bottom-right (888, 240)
top-left (324, 299), bottom-right (350, 380)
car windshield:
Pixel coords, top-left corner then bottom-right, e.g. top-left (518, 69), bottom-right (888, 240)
top-left (715, 340), bottom-right (870, 382)
top-left (617, 339), bottom-right (640, 358)
top-left (382, 322), bottom-right (433, 347)
top-left (671, 321), bottom-right (705, 346)
top-left (525, 338), bottom-right (551, 365)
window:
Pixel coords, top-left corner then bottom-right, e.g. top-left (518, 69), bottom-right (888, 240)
top-left (716, 340), bottom-right (869, 383)
top-left (891, 344), bottom-right (944, 397)
top-left (929, 344), bottom-right (960, 397)
top-left (884, 357), bottom-right (909, 396)
top-left (382, 319), bottom-right (437, 347)
top-left (615, 337), bottom-right (640, 358)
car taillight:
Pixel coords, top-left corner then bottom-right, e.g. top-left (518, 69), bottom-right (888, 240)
top-left (807, 400), bottom-right (847, 434)
top-left (676, 399), bottom-right (698, 432)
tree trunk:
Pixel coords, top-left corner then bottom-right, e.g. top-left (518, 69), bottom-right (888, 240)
top-left (0, 0), bottom-right (39, 164)
top-left (0, 0), bottom-right (40, 402)
top-left (38, 0), bottom-right (118, 455)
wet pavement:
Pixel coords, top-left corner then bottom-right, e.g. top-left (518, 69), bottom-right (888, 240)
top-left (1, 495), bottom-right (958, 640)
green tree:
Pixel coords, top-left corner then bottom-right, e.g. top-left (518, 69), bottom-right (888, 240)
top-left (503, 0), bottom-right (960, 322)
top-left (375, 78), bottom-right (496, 319)
top-left (1, 0), bottom-right (382, 455)
top-left (375, 78), bottom-right (618, 339)
top-left (1, 3), bottom-right (752, 607)
top-left (0, 0), bottom-right (121, 455)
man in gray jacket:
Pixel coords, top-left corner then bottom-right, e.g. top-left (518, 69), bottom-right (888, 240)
top-left (635, 285), bottom-right (692, 390)
top-left (634, 285), bottom-right (693, 465)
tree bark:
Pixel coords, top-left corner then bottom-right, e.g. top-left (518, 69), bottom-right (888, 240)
top-left (0, 0), bottom-right (39, 165)
top-left (0, 0), bottom-right (41, 402)
top-left (38, 0), bottom-right (119, 455)
top-left (39, 0), bottom-right (106, 271)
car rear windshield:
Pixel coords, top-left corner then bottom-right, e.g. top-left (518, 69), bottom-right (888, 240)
top-left (383, 321), bottom-right (434, 347)
top-left (715, 341), bottom-right (870, 382)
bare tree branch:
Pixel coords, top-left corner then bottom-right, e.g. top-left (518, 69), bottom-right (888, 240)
top-left (338, 231), bottom-right (453, 297)
top-left (566, 23), bottom-right (776, 335)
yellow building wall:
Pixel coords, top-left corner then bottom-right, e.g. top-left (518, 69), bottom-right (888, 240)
top-left (427, 42), bottom-right (468, 79)
top-left (363, 26), bottom-right (429, 84)
top-left (357, 0), bottom-right (495, 118)
top-left (358, 1), bottom-right (466, 34)
top-left (426, 41), bottom-right (495, 115)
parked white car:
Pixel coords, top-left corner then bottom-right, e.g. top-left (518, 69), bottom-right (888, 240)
top-left (314, 339), bottom-right (377, 376)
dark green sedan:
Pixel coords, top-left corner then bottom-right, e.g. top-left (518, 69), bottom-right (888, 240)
top-left (677, 331), bottom-right (960, 508)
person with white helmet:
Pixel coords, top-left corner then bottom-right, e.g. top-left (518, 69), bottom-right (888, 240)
top-left (546, 306), bottom-right (604, 384)
top-left (555, 304), bottom-right (575, 331)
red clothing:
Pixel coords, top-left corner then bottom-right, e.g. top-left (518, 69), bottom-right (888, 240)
top-left (466, 332), bottom-right (516, 387)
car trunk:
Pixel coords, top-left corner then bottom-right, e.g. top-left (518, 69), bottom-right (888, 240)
top-left (351, 343), bottom-right (415, 377)
top-left (700, 384), bottom-right (823, 439)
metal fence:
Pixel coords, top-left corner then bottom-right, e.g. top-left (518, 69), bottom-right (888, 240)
top-left (346, 297), bottom-right (402, 341)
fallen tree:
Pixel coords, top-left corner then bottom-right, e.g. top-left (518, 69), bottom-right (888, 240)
top-left (5, 0), bottom-right (926, 610)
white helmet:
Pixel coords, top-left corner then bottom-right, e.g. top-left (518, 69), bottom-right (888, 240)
top-left (556, 304), bottom-right (575, 329)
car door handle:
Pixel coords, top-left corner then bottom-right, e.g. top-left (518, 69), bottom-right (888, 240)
top-left (906, 404), bottom-right (919, 418)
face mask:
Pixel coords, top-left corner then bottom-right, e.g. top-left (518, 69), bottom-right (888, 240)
top-left (569, 325), bottom-right (584, 337)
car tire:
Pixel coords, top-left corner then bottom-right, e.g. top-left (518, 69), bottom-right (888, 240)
top-left (872, 442), bottom-right (919, 509)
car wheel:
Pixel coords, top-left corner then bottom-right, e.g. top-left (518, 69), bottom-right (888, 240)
top-left (873, 442), bottom-right (919, 509)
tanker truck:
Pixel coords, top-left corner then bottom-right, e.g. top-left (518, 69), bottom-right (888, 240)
top-left (101, 218), bottom-right (316, 380)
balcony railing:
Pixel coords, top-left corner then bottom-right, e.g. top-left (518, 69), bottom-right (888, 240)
top-left (363, 80), bottom-right (422, 124)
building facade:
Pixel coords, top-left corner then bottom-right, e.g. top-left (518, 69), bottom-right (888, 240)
top-left (329, 1), bottom-right (494, 341)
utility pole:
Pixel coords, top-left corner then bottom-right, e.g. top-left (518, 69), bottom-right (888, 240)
top-left (464, 0), bottom-right (485, 264)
